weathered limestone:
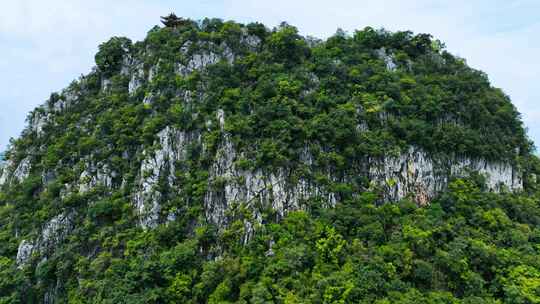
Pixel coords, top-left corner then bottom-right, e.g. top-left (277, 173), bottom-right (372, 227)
top-left (135, 126), bottom-right (200, 228)
top-left (0, 159), bottom-right (12, 186)
top-left (29, 109), bottom-right (51, 137)
top-left (131, 111), bottom-right (522, 232)
top-left (16, 212), bottom-right (75, 266)
top-left (16, 240), bottom-right (34, 266)
top-left (13, 157), bottom-right (31, 182)
top-left (451, 157), bottom-right (522, 191)
top-left (369, 146), bottom-right (522, 205)
top-left (203, 111), bottom-right (337, 234)
top-left (78, 163), bottom-right (115, 193)
top-left (128, 61), bottom-right (145, 94)
top-left (242, 34), bottom-right (261, 49)
top-left (176, 43), bottom-right (235, 77)
top-left (375, 47), bottom-right (397, 71)
top-left (101, 78), bottom-right (111, 91)
top-left (0, 156), bottom-right (32, 186)
top-left (204, 145), bottom-right (338, 230)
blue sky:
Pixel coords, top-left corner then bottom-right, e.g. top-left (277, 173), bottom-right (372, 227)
top-left (1, 0), bottom-right (539, 152)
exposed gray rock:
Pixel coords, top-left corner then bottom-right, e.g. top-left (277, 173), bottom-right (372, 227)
top-left (451, 157), bottom-right (522, 191)
top-left (176, 43), bottom-right (234, 77)
top-left (128, 61), bottom-right (145, 94)
top-left (203, 111), bottom-right (336, 235)
top-left (204, 138), bottom-right (336, 227)
top-left (16, 240), bottom-right (34, 267)
top-left (16, 212), bottom-right (75, 266)
top-left (369, 146), bottom-right (522, 205)
top-left (53, 89), bottom-right (78, 112)
top-left (135, 126), bottom-right (201, 228)
top-left (78, 162), bottom-right (115, 193)
top-left (143, 93), bottom-right (154, 105)
top-left (134, 112), bottom-right (341, 232)
top-left (0, 159), bottom-right (12, 186)
top-left (43, 285), bottom-right (59, 304)
top-left (176, 52), bottom-right (219, 76)
top-left (12, 156), bottom-right (31, 182)
top-left (376, 47), bottom-right (397, 71)
top-left (204, 135), bottom-right (337, 233)
top-left (369, 147), bottom-right (442, 205)
top-left (217, 108), bottom-right (225, 129)
top-left (29, 109), bottom-right (51, 137)
top-left (148, 65), bottom-right (158, 82)
top-left (120, 55), bottom-right (132, 76)
top-left (101, 78), bottom-right (111, 91)
top-left (180, 41), bottom-right (193, 54)
top-left (242, 34), bottom-right (261, 49)
top-left (27, 88), bottom-right (79, 138)
top-left (38, 212), bottom-right (75, 252)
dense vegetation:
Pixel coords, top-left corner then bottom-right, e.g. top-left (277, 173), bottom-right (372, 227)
top-left (0, 17), bottom-right (539, 303)
top-left (4, 178), bottom-right (540, 303)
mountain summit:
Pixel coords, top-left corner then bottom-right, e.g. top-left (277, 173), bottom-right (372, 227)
top-left (0, 17), bottom-right (539, 303)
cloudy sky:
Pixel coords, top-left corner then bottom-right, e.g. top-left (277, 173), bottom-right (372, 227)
top-left (1, 0), bottom-right (539, 152)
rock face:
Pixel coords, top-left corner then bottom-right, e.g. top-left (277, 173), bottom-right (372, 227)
top-left (78, 162), bottom-right (115, 193)
top-left (0, 156), bottom-right (31, 186)
top-left (0, 159), bottom-right (12, 186)
top-left (176, 42), bottom-right (235, 76)
top-left (203, 135), bottom-right (338, 241)
top-left (16, 240), bottom-right (34, 266)
top-left (128, 61), bottom-right (145, 94)
top-left (451, 157), bottom-right (522, 191)
top-left (131, 108), bottom-right (522, 234)
top-left (135, 126), bottom-right (201, 228)
top-left (376, 47), bottom-right (397, 71)
top-left (16, 212), bottom-right (74, 266)
top-left (369, 147), bottom-right (522, 206)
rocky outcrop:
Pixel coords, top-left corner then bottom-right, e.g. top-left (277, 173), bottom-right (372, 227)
top-left (451, 157), bottom-right (522, 191)
top-left (369, 147), bottom-right (522, 205)
top-left (27, 86), bottom-right (81, 138)
top-left (0, 159), bottom-right (12, 186)
top-left (376, 47), bottom-right (397, 71)
top-left (204, 138), bottom-right (338, 241)
top-left (16, 240), bottom-right (34, 265)
top-left (0, 156), bottom-right (31, 186)
top-left (241, 33), bottom-right (261, 50)
top-left (128, 61), bottom-right (145, 94)
top-left (13, 157), bottom-right (32, 182)
top-left (134, 126), bottom-right (201, 228)
top-left (16, 212), bottom-right (75, 266)
top-left (29, 109), bottom-right (51, 137)
top-left (202, 111), bottom-right (336, 239)
top-left (175, 42), bottom-right (235, 77)
top-left (78, 162), bottom-right (115, 193)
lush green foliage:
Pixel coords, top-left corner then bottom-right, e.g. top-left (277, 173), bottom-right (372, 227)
top-left (95, 37), bottom-right (132, 77)
top-left (0, 18), bottom-right (539, 303)
top-left (4, 179), bottom-right (540, 303)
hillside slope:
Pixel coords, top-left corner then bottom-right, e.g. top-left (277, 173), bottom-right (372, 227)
top-left (1, 17), bottom-right (540, 303)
